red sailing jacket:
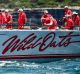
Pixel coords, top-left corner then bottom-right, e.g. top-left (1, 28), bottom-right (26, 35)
top-left (18, 12), bottom-right (27, 25)
top-left (0, 13), bottom-right (2, 25)
top-left (41, 14), bottom-right (58, 30)
top-left (6, 13), bottom-right (13, 29)
top-left (48, 18), bottom-right (58, 30)
top-left (73, 15), bottom-right (80, 26)
top-left (0, 12), bottom-right (6, 25)
top-left (41, 14), bottom-right (52, 25)
top-left (2, 12), bottom-right (7, 24)
top-left (65, 18), bottom-right (74, 30)
top-left (6, 14), bottom-right (12, 23)
top-left (65, 9), bottom-right (72, 16)
top-left (65, 9), bottom-right (73, 19)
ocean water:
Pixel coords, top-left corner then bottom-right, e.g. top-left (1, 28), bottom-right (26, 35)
top-left (0, 59), bottom-right (80, 74)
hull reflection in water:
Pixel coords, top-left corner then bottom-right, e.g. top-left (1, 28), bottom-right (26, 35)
top-left (0, 30), bottom-right (80, 62)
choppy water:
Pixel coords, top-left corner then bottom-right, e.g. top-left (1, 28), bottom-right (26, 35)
top-left (0, 59), bottom-right (80, 74)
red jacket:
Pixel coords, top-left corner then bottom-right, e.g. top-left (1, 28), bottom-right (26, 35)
top-left (73, 15), bottom-right (80, 26)
top-left (65, 9), bottom-right (72, 16)
top-left (41, 14), bottom-right (58, 30)
top-left (6, 13), bottom-right (12, 24)
top-left (41, 14), bottom-right (52, 25)
top-left (0, 12), bottom-right (6, 25)
top-left (0, 13), bottom-right (2, 25)
top-left (65, 9), bottom-right (72, 19)
top-left (65, 18), bottom-right (74, 30)
top-left (48, 18), bottom-right (58, 30)
top-left (18, 12), bottom-right (27, 25)
top-left (2, 12), bottom-right (7, 24)
top-left (5, 13), bottom-right (13, 29)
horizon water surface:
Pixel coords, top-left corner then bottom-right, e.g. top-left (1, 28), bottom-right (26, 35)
top-left (0, 58), bottom-right (80, 74)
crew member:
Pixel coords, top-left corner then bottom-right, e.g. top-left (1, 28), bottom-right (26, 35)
top-left (18, 9), bottom-right (27, 29)
top-left (5, 9), bottom-right (13, 29)
top-left (72, 11), bottom-right (80, 27)
top-left (41, 10), bottom-right (58, 30)
top-left (0, 9), bottom-right (7, 29)
top-left (63, 15), bottom-right (74, 30)
top-left (64, 6), bottom-right (73, 17)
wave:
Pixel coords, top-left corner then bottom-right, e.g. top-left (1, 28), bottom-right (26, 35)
top-left (0, 58), bottom-right (80, 74)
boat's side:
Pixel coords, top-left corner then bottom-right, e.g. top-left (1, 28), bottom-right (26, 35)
top-left (0, 30), bottom-right (80, 62)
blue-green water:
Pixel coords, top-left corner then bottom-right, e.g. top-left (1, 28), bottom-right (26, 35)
top-left (0, 59), bottom-right (80, 74)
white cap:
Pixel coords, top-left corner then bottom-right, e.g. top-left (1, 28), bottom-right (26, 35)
top-left (5, 9), bottom-right (9, 12)
top-left (64, 6), bottom-right (69, 8)
top-left (73, 11), bottom-right (78, 15)
top-left (44, 10), bottom-right (48, 13)
top-left (18, 9), bottom-right (23, 11)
